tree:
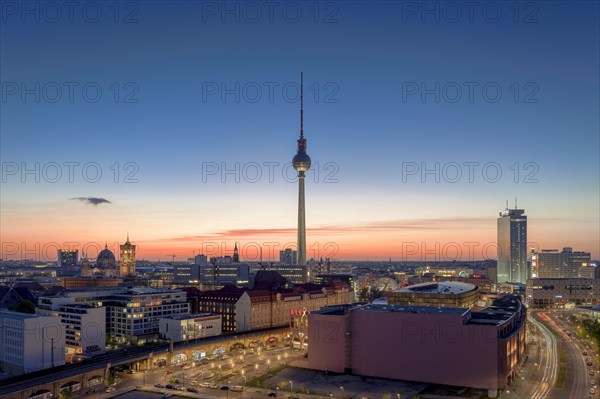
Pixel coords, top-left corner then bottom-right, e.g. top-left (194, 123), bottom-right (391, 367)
top-left (15, 300), bottom-right (36, 314)
top-left (59, 386), bottom-right (73, 399)
top-left (105, 373), bottom-right (116, 386)
top-left (358, 287), bottom-right (370, 302)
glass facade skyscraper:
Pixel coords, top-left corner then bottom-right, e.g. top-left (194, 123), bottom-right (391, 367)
top-left (497, 208), bottom-right (527, 284)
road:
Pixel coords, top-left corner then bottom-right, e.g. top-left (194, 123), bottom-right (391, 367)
top-left (544, 310), bottom-right (597, 399)
top-left (512, 312), bottom-right (559, 399)
top-left (518, 310), bottom-right (598, 399)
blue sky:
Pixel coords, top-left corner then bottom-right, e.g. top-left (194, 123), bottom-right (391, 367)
top-left (1, 1), bottom-right (598, 260)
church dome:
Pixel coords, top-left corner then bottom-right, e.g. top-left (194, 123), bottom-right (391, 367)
top-left (96, 244), bottom-right (116, 268)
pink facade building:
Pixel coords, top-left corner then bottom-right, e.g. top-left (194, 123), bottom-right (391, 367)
top-left (308, 295), bottom-right (526, 397)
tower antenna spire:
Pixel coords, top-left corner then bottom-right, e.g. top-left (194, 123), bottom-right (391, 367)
top-left (300, 72), bottom-right (304, 139)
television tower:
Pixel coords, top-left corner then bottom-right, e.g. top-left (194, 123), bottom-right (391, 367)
top-left (292, 72), bottom-right (311, 266)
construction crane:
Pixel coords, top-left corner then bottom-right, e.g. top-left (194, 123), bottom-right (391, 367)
top-left (166, 254), bottom-right (176, 263)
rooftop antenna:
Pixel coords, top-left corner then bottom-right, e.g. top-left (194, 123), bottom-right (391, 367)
top-left (506, 200), bottom-right (509, 210)
top-left (515, 197), bottom-right (518, 209)
top-left (300, 72), bottom-right (304, 139)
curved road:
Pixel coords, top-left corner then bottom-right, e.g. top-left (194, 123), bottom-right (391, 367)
top-left (545, 311), bottom-right (596, 399)
top-left (529, 313), bottom-right (559, 399)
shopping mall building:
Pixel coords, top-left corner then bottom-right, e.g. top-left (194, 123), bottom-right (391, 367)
top-left (308, 283), bottom-right (526, 398)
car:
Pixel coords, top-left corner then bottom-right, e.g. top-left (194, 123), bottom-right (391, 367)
top-left (208, 383), bottom-right (219, 389)
top-left (590, 388), bottom-right (596, 394)
top-left (165, 369), bottom-right (174, 375)
top-left (154, 383), bottom-right (166, 388)
top-left (591, 371), bottom-right (596, 376)
top-left (176, 385), bottom-right (186, 391)
top-left (127, 369), bottom-right (137, 374)
top-left (105, 387), bottom-right (116, 393)
top-left (584, 351), bottom-right (589, 355)
top-left (220, 385), bottom-right (230, 390)
top-left (183, 365), bottom-right (192, 370)
top-left (166, 384), bottom-right (175, 390)
top-left (230, 385), bottom-right (244, 392)
top-left (267, 392), bottom-right (277, 397)
top-left (589, 362), bottom-right (594, 366)
top-left (162, 394), bottom-right (173, 399)
top-left (199, 382), bottom-right (211, 388)
top-left (187, 387), bottom-right (199, 393)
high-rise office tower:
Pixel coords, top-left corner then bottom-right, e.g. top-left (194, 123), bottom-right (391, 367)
top-left (534, 247), bottom-right (592, 278)
top-left (497, 203), bottom-right (527, 283)
top-left (194, 254), bottom-right (208, 266)
top-left (279, 248), bottom-right (297, 265)
top-left (57, 249), bottom-right (78, 267)
top-left (292, 72), bottom-right (311, 267)
top-left (119, 233), bottom-right (136, 276)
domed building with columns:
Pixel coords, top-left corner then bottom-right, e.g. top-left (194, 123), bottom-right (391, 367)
top-left (81, 243), bottom-right (119, 277)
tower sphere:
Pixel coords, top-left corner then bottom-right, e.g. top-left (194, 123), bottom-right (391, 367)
top-left (293, 152), bottom-right (312, 172)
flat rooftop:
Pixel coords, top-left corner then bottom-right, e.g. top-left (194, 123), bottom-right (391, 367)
top-left (395, 281), bottom-right (477, 295)
top-left (315, 304), bottom-right (470, 316)
top-left (160, 313), bottom-right (218, 320)
top-left (357, 304), bottom-right (470, 316)
top-left (0, 310), bottom-right (47, 320)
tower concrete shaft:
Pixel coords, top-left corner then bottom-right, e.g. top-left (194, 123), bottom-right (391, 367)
top-left (297, 171), bottom-right (306, 266)
top-left (292, 72), bottom-right (311, 267)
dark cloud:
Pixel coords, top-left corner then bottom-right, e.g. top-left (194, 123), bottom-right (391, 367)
top-left (70, 197), bottom-right (112, 206)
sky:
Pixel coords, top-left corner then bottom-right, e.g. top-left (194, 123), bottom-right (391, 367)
top-left (1, 0), bottom-right (599, 262)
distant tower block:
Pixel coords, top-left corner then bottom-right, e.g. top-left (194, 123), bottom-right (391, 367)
top-left (233, 242), bottom-right (240, 263)
top-left (292, 72), bottom-right (311, 267)
top-left (120, 233), bottom-right (136, 276)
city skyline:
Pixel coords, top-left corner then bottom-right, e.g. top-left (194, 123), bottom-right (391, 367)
top-left (1, 2), bottom-right (599, 261)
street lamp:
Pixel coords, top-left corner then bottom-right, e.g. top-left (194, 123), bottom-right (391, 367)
top-left (340, 386), bottom-right (344, 398)
top-left (289, 380), bottom-right (293, 395)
